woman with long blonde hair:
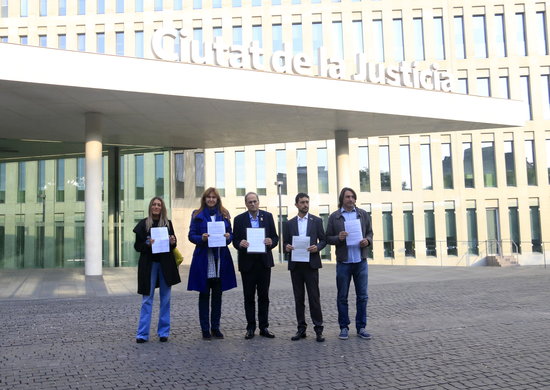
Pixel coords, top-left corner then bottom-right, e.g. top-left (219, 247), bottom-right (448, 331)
top-left (134, 196), bottom-right (181, 343)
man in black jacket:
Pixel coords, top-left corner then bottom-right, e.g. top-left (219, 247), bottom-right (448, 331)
top-left (284, 193), bottom-right (327, 342)
top-left (233, 192), bottom-right (279, 339)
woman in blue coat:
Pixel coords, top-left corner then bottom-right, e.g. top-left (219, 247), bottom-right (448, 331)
top-left (188, 187), bottom-right (237, 340)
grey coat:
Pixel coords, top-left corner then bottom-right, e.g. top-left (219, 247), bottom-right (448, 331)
top-left (325, 207), bottom-right (373, 262)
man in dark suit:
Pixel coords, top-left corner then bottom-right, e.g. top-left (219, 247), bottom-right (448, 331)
top-left (283, 193), bottom-right (327, 342)
top-left (232, 192), bottom-right (279, 339)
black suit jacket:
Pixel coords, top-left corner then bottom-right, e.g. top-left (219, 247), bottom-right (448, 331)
top-left (283, 214), bottom-right (327, 270)
top-left (232, 210), bottom-right (279, 273)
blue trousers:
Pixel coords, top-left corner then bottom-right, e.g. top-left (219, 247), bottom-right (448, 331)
top-left (336, 260), bottom-right (368, 331)
top-left (136, 261), bottom-right (171, 340)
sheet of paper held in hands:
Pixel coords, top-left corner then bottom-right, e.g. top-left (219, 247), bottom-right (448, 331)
top-left (151, 226), bottom-right (170, 254)
top-left (207, 221), bottom-right (226, 247)
top-left (344, 219), bottom-right (363, 246)
top-left (246, 227), bottom-right (266, 253)
top-left (291, 236), bottom-right (310, 262)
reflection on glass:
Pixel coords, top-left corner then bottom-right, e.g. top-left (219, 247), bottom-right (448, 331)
top-left (380, 145), bottom-right (391, 191)
top-left (525, 140), bottom-right (537, 185)
top-left (317, 148), bottom-right (328, 194)
top-left (442, 143), bottom-right (453, 189)
top-left (481, 141), bottom-right (496, 187)
top-left (504, 141), bottom-right (516, 186)
top-left (382, 210), bottom-right (394, 258)
top-left (235, 151), bottom-right (245, 196)
top-left (215, 151), bottom-right (225, 196)
top-left (530, 205), bottom-right (542, 252)
top-left (403, 210), bottom-right (415, 257)
top-left (358, 146), bottom-right (370, 192)
top-left (421, 144), bottom-right (432, 190)
top-left (467, 208), bottom-right (479, 255)
top-left (424, 210), bottom-right (436, 256)
top-left (256, 150), bottom-right (266, 195)
top-left (508, 207), bottom-right (521, 253)
top-left (195, 152), bottom-right (204, 197)
top-left (400, 145), bottom-right (412, 190)
top-left (463, 142), bottom-right (474, 188)
top-left (445, 209), bottom-right (457, 256)
top-left (297, 149), bottom-right (308, 193)
top-left (276, 149), bottom-right (287, 195)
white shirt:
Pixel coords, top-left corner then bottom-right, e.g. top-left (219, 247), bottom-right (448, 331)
top-left (297, 213), bottom-right (309, 237)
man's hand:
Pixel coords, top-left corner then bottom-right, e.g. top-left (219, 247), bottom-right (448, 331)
top-left (359, 238), bottom-right (370, 248)
top-left (338, 231), bottom-right (348, 241)
top-left (285, 244), bottom-right (294, 252)
top-left (264, 238), bottom-right (272, 246)
top-left (307, 245), bottom-right (318, 253)
top-left (239, 239), bottom-right (249, 248)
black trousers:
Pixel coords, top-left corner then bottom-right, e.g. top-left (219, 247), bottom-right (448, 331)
top-left (241, 261), bottom-right (271, 331)
top-left (290, 263), bottom-right (323, 333)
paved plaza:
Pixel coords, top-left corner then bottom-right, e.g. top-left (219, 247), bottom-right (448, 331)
top-left (1, 264), bottom-right (549, 389)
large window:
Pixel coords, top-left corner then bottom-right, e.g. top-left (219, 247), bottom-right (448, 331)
top-left (332, 21), bottom-right (344, 59)
top-left (297, 149), bottom-right (308, 193)
top-left (20, 0), bottom-right (28, 16)
top-left (499, 76), bottom-right (510, 99)
top-left (516, 12), bottom-right (527, 56)
top-left (463, 142), bottom-right (474, 188)
top-left (58, 34), bottom-right (66, 49)
top-left (520, 75), bottom-right (532, 120)
top-left (77, 33), bottom-right (86, 52)
top-left (292, 23), bottom-right (303, 55)
top-left (403, 208), bottom-right (415, 257)
top-left (382, 208), bottom-right (394, 258)
top-left (116, 0), bottom-right (124, 12)
top-left (486, 208), bottom-right (500, 255)
top-left (77, 157), bottom-right (85, 201)
top-left (0, 163), bottom-right (6, 203)
top-left (155, 154), bottom-right (164, 197)
top-left (424, 207), bottom-right (436, 256)
top-left (477, 77), bottom-right (490, 97)
top-left (39, 0), bottom-right (47, 16)
top-left (509, 206), bottom-right (521, 254)
top-left (272, 24), bottom-right (283, 52)
top-left (525, 140), bottom-right (537, 185)
top-left (317, 148), bottom-right (328, 194)
top-left (393, 18), bottom-right (404, 61)
top-left (481, 141), bottom-right (497, 187)
top-left (17, 162), bottom-right (26, 203)
top-left (530, 205), bottom-right (542, 253)
top-left (473, 15), bottom-right (487, 58)
top-left (56, 159), bottom-right (65, 202)
top-left (174, 153), bottom-right (184, 199)
top-left (312, 22), bottom-right (323, 65)
top-left (353, 20), bottom-right (364, 56)
top-left (215, 152), bottom-right (225, 196)
top-left (541, 75), bottom-right (550, 120)
top-left (466, 207), bottom-right (479, 255)
top-left (115, 32), bottom-right (124, 56)
top-left (495, 14), bottom-right (507, 57)
top-left (195, 152), bottom-right (204, 197)
top-left (380, 145), bottom-right (391, 191)
top-left (434, 16), bottom-right (445, 60)
top-left (97, 0), bottom-right (104, 13)
top-left (358, 146), bottom-right (370, 192)
top-left (96, 33), bottom-right (105, 54)
top-left (535, 12), bottom-right (548, 55)
top-left (58, 0), bottom-right (66, 15)
top-left (135, 31), bottom-right (144, 58)
top-left (256, 150), bottom-right (266, 195)
top-left (373, 19), bottom-right (384, 62)
top-left (504, 140), bottom-right (516, 186)
top-left (400, 145), bottom-right (412, 191)
top-left (154, 0), bottom-right (163, 11)
top-left (445, 207), bottom-right (458, 256)
top-left (235, 151), bottom-right (245, 196)
top-left (413, 18), bottom-right (424, 61)
top-left (421, 144), bottom-right (432, 190)
top-left (37, 160), bottom-right (46, 202)
top-left (441, 143), bottom-right (453, 189)
top-left (276, 149), bottom-right (287, 195)
top-left (454, 16), bottom-right (466, 59)
top-left (135, 155), bottom-right (144, 200)
top-left (78, 0), bottom-right (85, 15)
top-left (135, 0), bottom-right (143, 12)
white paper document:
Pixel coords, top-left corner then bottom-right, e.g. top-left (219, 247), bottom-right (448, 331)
top-left (344, 219), bottom-right (363, 246)
top-left (291, 236), bottom-right (310, 262)
top-left (247, 228), bottom-right (266, 253)
top-left (207, 221), bottom-right (226, 248)
top-left (151, 226), bottom-right (170, 254)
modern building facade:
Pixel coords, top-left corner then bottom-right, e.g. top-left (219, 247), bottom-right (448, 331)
top-left (0, 0), bottom-right (548, 269)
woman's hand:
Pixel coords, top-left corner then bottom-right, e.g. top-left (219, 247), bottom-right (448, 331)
top-left (202, 233), bottom-right (209, 242)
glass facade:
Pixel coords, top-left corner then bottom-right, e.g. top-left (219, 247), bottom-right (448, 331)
top-left (256, 150), bottom-right (266, 195)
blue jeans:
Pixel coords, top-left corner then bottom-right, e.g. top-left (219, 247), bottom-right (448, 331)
top-left (336, 260), bottom-right (368, 331)
top-left (198, 278), bottom-right (222, 332)
top-left (136, 261), bottom-right (171, 339)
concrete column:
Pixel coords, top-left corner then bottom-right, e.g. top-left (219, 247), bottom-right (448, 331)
top-left (85, 112), bottom-right (103, 276)
top-left (335, 130), bottom-right (350, 190)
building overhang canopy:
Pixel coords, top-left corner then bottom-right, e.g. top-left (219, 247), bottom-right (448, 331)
top-left (0, 43), bottom-right (526, 158)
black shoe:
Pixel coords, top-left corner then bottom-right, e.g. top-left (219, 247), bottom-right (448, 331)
top-left (259, 328), bottom-right (275, 338)
top-left (315, 333), bottom-right (325, 342)
top-left (211, 329), bottom-right (224, 339)
top-left (202, 330), bottom-right (212, 340)
top-left (159, 337), bottom-right (168, 342)
top-left (291, 329), bottom-right (307, 341)
top-left (245, 329), bottom-right (255, 339)
top-left (136, 338), bottom-right (147, 344)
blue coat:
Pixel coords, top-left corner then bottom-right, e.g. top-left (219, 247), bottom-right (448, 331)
top-left (187, 208), bottom-right (237, 293)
